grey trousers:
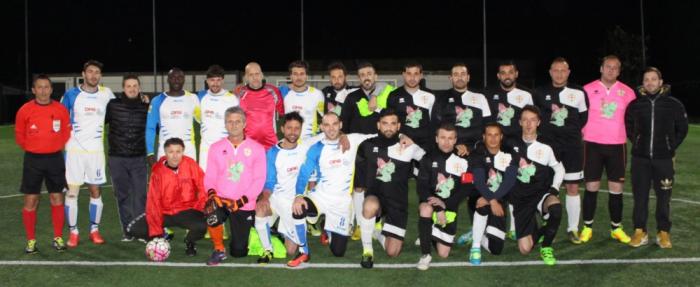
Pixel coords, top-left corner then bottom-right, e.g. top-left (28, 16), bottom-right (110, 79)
top-left (108, 155), bottom-right (148, 234)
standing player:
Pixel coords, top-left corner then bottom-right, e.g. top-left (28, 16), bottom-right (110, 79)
top-left (387, 62), bottom-right (436, 152)
top-left (235, 62), bottom-right (285, 150)
top-left (356, 109), bottom-right (425, 268)
top-left (322, 62), bottom-right (357, 116)
top-left (340, 61), bottom-right (395, 240)
top-left (468, 123), bottom-right (519, 265)
top-left (432, 63), bottom-right (491, 150)
top-left (416, 123), bottom-right (471, 270)
top-left (625, 67), bottom-right (688, 248)
top-left (204, 107), bottom-right (266, 265)
top-left (146, 68), bottom-right (201, 163)
top-left (16, 75), bottom-right (71, 253)
top-left (580, 55), bottom-right (636, 244)
top-left (486, 61), bottom-right (534, 239)
top-left (507, 105), bottom-right (565, 265)
top-left (534, 57), bottom-right (588, 244)
top-left (106, 75), bottom-right (149, 241)
top-left (61, 60), bottom-right (115, 247)
top-left (281, 60), bottom-right (325, 140)
top-left (198, 65), bottom-right (239, 171)
top-left (289, 112), bottom-right (375, 267)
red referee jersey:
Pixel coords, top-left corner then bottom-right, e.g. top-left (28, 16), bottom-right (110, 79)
top-left (15, 100), bottom-right (71, 154)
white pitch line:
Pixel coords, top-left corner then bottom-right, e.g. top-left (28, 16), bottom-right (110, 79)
top-left (0, 185), bottom-right (113, 199)
top-left (0, 257), bottom-right (699, 269)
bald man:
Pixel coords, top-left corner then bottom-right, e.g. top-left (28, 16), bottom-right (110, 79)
top-left (234, 62), bottom-right (285, 149)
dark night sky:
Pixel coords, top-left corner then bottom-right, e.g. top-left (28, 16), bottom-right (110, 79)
top-left (2, 0), bottom-right (699, 110)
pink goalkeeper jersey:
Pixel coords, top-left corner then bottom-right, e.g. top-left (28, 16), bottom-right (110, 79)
top-left (204, 137), bottom-right (266, 211)
top-left (582, 80), bottom-right (635, 144)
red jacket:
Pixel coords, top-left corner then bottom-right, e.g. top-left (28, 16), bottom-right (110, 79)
top-left (15, 100), bottom-right (71, 153)
top-left (146, 156), bottom-right (206, 237)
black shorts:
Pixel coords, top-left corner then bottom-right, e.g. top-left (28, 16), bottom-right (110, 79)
top-left (20, 152), bottom-right (66, 194)
top-left (584, 141), bottom-right (626, 183)
top-left (512, 190), bottom-right (551, 240)
top-left (431, 210), bottom-right (459, 246)
top-left (226, 210), bottom-right (255, 257)
top-left (366, 190), bottom-right (408, 241)
top-left (552, 144), bottom-right (584, 183)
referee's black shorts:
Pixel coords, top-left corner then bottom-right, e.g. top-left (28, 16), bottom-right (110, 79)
top-left (20, 151), bottom-right (66, 194)
top-left (583, 141), bottom-right (626, 183)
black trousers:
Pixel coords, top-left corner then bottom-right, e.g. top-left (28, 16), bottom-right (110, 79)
top-left (631, 156), bottom-right (674, 232)
top-left (127, 209), bottom-right (207, 242)
top-left (109, 156), bottom-right (148, 233)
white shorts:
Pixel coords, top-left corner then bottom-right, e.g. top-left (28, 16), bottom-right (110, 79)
top-left (158, 139), bottom-right (196, 162)
top-left (65, 151), bottom-right (107, 186)
top-left (307, 191), bottom-right (352, 236)
top-left (269, 194), bottom-right (300, 244)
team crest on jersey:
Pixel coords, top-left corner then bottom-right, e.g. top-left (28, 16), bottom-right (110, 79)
top-left (435, 173), bottom-right (454, 198)
top-left (517, 158), bottom-right (536, 183)
top-left (376, 158), bottom-right (396, 183)
top-left (617, 89), bottom-right (626, 97)
top-left (601, 99), bottom-right (617, 119)
top-left (244, 148), bottom-right (252, 157)
top-left (487, 168), bottom-right (502, 192)
top-left (53, 119), bottom-right (61, 132)
top-left (228, 162), bottom-right (244, 182)
top-left (493, 151), bottom-right (512, 171)
top-left (550, 104), bottom-right (569, 127)
top-left (405, 106), bottom-right (423, 128)
top-left (497, 103), bottom-right (515, 126)
top-left (455, 106), bottom-right (474, 128)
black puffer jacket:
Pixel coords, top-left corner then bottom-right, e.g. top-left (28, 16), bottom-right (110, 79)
top-left (625, 85), bottom-right (688, 159)
top-left (106, 93), bottom-right (149, 157)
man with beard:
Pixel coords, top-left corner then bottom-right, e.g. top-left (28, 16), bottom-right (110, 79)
top-left (197, 65), bottom-right (239, 171)
top-left (322, 61), bottom-right (357, 116)
top-left (340, 61), bottom-right (395, 240)
top-left (386, 62), bottom-right (436, 152)
top-left (356, 109), bottom-right (425, 268)
top-left (534, 57), bottom-right (589, 244)
top-left (487, 61), bottom-right (534, 240)
top-left (281, 60), bottom-right (325, 140)
top-left (625, 67), bottom-right (688, 248)
top-left (61, 60), bottom-right (115, 247)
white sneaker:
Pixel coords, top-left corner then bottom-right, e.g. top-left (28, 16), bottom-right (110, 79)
top-left (417, 254), bottom-right (432, 271)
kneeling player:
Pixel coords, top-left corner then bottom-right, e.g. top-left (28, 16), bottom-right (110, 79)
top-left (204, 107), bottom-right (266, 265)
top-left (507, 105), bottom-right (565, 265)
top-left (469, 123), bottom-right (519, 265)
top-left (291, 112), bottom-right (374, 267)
top-left (126, 138), bottom-right (207, 256)
top-left (254, 112), bottom-right (329, 264)
top-left (356, 109), bottom-right (425, 268)
top-left (416, 122), bottom-right (471, 270)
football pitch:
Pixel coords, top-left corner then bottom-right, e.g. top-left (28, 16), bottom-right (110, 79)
top-left (1, 124), bottom-right (699, 286)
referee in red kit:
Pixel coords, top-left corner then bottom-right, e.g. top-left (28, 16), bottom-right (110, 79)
top-left (15, 74), bottom-right (72, 254)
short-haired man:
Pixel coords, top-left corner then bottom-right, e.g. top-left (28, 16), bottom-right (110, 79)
top-left (280, 60), bottom-right (325, 140)
top-left (197, 65), bottom-right (239, 171)
top-left (322, 61), bottom-right (357, 116)
top-left (16, 75), bottom-right (72, 253)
